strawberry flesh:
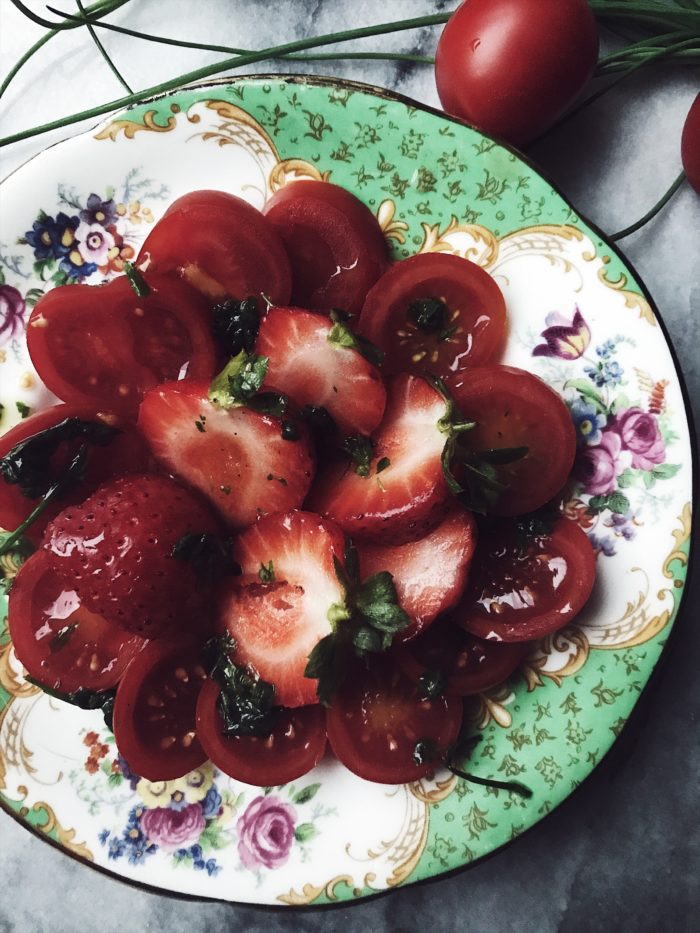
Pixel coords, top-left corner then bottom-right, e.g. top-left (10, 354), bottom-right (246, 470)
top-left (255, 306), bottom-right (386, 436)
top-left (43, 473), bottom-right (220, 638)
top-left (307, 373), bottom-right (450, 543)
top-left (138, 380), bottom-right (315, 528)
top-left (358, 509), bottom-right (477, 642)
top-left (218, 510), bottom-right (346, 707)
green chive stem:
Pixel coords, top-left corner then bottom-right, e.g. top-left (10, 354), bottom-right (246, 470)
top-left (610, 170), bottom-right (687, 241)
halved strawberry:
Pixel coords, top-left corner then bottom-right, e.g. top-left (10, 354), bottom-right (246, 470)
top-left (255, 306), bottom-right (386, 435)
top-left (307, 373), bottom-right (450, 543)
top-left (43, 473), bottom-right (220, 638)
top-left (138, 379), bottom-right (314, 528)
top-left (358, 509), bottom-right (477, 642)
top-left (218, 511), bottom-right (346, 707)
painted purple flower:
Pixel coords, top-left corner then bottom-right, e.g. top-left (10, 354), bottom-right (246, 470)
top-left (141, 803), bottom-right (205, 852)
top-left (237, 795), bottom-right (297, 871)
top-left (75, 221), bottom-right (115, 266)
top-left (0, 285), bottom-right (26, 342)
top-left (575, 430), bottom-right (624, 496)
top-left (589, 533), bottom-right (617, 557)
top-left (533, 307), bottom-right (591, 360)
top-left (25, 211), bottom-right (79, 261)
top-left (612, 407), bottom-right (665, 470)
top-left (570, 399), bottom-right (606, 447)
top-left (80, 192), bottom-right (117, 226)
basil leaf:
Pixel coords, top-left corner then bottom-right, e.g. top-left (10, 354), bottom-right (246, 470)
top-left (341, 433), bottom-right (374, 478)
top-left (208, 351), bottom-right (269, 409)
top-left (211, 296), bottom-right (260, 357)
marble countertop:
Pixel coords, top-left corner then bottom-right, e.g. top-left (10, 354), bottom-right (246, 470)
top-left (0, 2), bottom-right (698, 930)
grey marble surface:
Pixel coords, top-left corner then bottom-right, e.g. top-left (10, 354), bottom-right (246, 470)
top-left (0, 2), bottom-right (698, 931)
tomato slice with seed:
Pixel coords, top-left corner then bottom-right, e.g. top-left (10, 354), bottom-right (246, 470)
top-left (196, 680), bottom-right (327, 786)
top-left (453, 517), bottom-right (596, 642)
top-left (326, 657), bottom-right (463, 784)
top-left (113, 640), bottom-right (208, 781)
top-left (358, 253), bottom-right (506, 377)
top-left (0, 403), bottom-right (152, 544)
top-left (447, 364), bottom-right (576, 516)
top-left (396, 621), bottom-right (528, 695)
top-left (8, 551), bottom-right (146, 693)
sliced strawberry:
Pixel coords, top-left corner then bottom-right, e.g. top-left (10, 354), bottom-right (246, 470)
top-left (358, 509), bottom-right (477, 642)
top-left (138, 380), bottom-right (315, 528)
top-left (43, 473), bottom-right (220, 638)
top-left (218, 511), bottom-right (346, 707)
top-left (307, 373), bottom-right (450, 543)
top-left (255, 306), bottom-right (386, 435)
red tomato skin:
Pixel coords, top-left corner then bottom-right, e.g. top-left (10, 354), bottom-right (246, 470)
top-left (435, 0), bottom-right (599, 146)
top-left (113, 640), bottom-right (208, 782)
top-left (454, 517), bottom-right (596, 642)
top-left (0, 403), bottom-right (152, 543)
top-left (681, 93), bottom-right (700, 195)
top-left (326, 659), bottom-right (463, 784)
top-left (447, 364), bottom-right (576, 516)
top-left (358, 252), bottom-right (506, 378)
top-left (263, 180), bottom-right (389, 314)
top-left (140, 192), bottom-right (292, 305)
top-left (8, 551), bottom-right (146, 694)
top-left (26, 275), bottom-right (217, 417)
top-left (196, 681), bottom-right (327, 786)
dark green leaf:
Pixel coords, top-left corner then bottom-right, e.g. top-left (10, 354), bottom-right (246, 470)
top-left (294, 822), bottom-right (318, 843)
top-left (376, 456), bottom-right (391, 473)
top-left (172, 533), bottom-right (238, 585)
top-left (341, 433), bottom-right (374, 478)
top-left (123, 261), bottom-right (150, 297)
top-left (420, 669), bottom-right (446, 700)
top-left (0, 417), bottom-right (120, 499)
top-left (211, 296), bottom-right (260, 356)
top-left (247, 392), bottom-right (288, 418)
top-left (25, 677), bottom-right (116, 730)
top-left (327, 310), bottom-right (384, 367)
top-left (351, 624), bottom-right (384, 654)
top-left (202, 633), bottom-right (278, 737)
top-left (607, 491), bottom-right (631, 515)
top-left (304, 633), bottom-right (346, 706)
top-left (15, 401), bottom-right (31, 419)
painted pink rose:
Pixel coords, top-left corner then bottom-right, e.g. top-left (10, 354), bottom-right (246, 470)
top-left (576, 430), bottom-right (624, 496)
top-left (140, 803), bottom-right (205, 852)
top-left (613, 407), bottom-right (665, 470)
top-left (237, 795), bottom-right (296, 871)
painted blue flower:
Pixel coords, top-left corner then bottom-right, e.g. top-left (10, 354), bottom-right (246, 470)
top-left (584, 359), bottom-right (624, 389)
top-left (107, 836), bottom-right (126, 860)
top-left (59, 252), bottom-right (97, 281)
top-left (201, 786), bottom-right (222, 820)
top-left (596, 339), bottom-right (616, 359)
top-left (115, 754), bottom-right (140, 790)
top-left (603, 360), bottom-right (623, 385)
top-left (169, 790), bottom-right (190, 812)
top-left (589, 533), bottom-right (616, 557)
top-left (189, 844), bottom-right (203, 861)
top-left (205, 858), bottom-right (222, 877)
top-left (24, 211), bottom-right (79, 261)
top-left (80, 193), bottom-right (117, 226)
top-left (570, 399), bottom-right (607, 447)
top-left (98, 828), bottom-right (110, 846)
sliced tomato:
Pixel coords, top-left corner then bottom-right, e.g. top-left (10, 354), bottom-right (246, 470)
top-left (27, 275), bottom-right (217, 416)
top-left (8, 551), bottom-right (146, 693)
top-left (447, 365), bottom-right (576, 516)
top-left (263, 180), bottom-right (388, 314)
top-left (396, 621), bottom-right (528, 695)
top-left (358, 509), bottom-right (477, 642)
top-left (140, 190), bottom-right (292, 305)
top-left (325, 657), bottom-right (463, 784)
top-left (453, 517), bottom-right (596, 642)
top-left (112, 640), bottom-right (208, 781)
top-left (0, 403), bottom-right (152, 543)
top-left (358, 253), bottom-right (506, 378)
top-left (196, 680), bottom-right (326, 786)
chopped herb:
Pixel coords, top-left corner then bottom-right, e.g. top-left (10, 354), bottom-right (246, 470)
top-left (412, 735), bottom-right (532, 797)
top-left (304, 633), bottom-right (347, 707)
top-left (247, 391), bottom-right (288, 417)
top-left (25, 676), bottom-right (116, 730)
top-left (266, 473), bottom-right (273, 481)
top-left (0, 416), bottom-right (119, 499)
top-left (408, 296), bottom-right (449, 334)
top-left (123, 260), bottom-right (150, 297)
top-left (219, 485), bottom-right (231, 495)
top-left (49, 622), bottom-right (77, 653)
top-left (208, 351), bottom-right (269, 409)
top-left (202, 633), bottom-right (277, 737)
top-left (376, 456), bottom-right (390, 473)
top-left (281, 419), bottom-right (300, 441)
top-left (16, 401), bottom-right (31, 419)
top-left (413, 738), bottom-right (440, 766)
top-left (327, 310), bottom-right (384, 367)
top-left (211, 296), bottom-right (260, 356)
top-left (172, 532), bottom-right (238, 585)
top-left (194, 417), bottom-right (206, 433)
top-left (341, 433), bottom-right (374, 478)
top-left (300, 404), bottom-right (336, 438)
top-left (259, 560), bottom-right (275, 583)
top-left (419, 668), bottom-right (447, 700)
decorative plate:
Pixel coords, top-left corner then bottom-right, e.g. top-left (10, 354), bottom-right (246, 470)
top-left (0, 75), bottom-right (693, 907)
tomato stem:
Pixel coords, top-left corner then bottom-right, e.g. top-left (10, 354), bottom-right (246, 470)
top-left (610, 170), bottom-right (687, 241)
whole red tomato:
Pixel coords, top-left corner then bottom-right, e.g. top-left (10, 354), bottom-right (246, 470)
top-left (435, 0), bottom-right (599, 147)
top-left (681, 93), bottom-right (700, 195)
